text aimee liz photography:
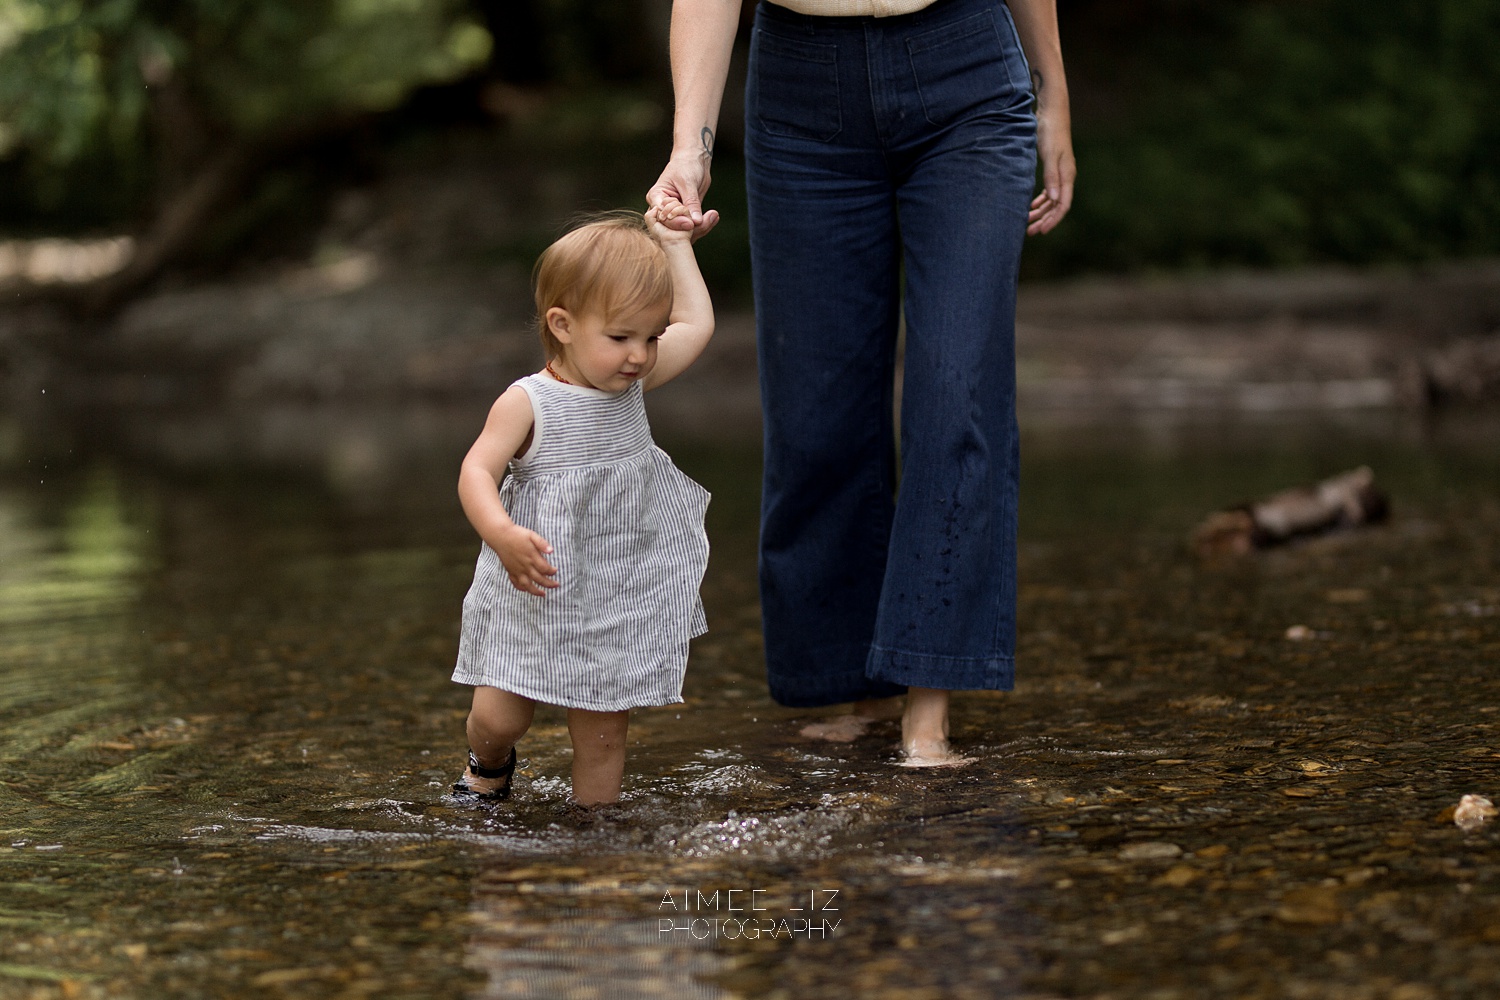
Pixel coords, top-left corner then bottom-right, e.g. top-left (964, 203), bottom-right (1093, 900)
top-left (658, 887), bottom-right (843, 940)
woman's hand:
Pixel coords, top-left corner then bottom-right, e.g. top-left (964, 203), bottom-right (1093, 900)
top-left (1007, 0), bottom-right (1075, 236)
top-left (1027, 101), bottom-right (1075, 236)
top-left (648, 148), bottom-right (717, 237)
top-left (648, 200), bottom-right (720, 244)
top-left (494, 523), bottom-right (557, 596)
top-left (649, 0), bottom-right (742, 237)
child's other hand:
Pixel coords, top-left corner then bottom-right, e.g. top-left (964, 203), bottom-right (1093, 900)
top-left (495, 525), bottom-right (557, 595)
top-left (648, 203), bottom-right (719, 245)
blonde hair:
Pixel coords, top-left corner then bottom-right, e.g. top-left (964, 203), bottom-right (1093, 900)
top-left (533, 210), bottom-right (672, 361)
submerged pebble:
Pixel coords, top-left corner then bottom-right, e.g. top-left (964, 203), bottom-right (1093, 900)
top-left (1119, 842), bottom-right (1182, 861)
top-left (1453, 794), bottom-right (1497, 832)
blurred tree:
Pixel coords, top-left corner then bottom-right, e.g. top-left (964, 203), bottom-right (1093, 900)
top-left (2, 0), bottom-right (1493, 299)
top-left (472, 0), bottom-right (550, 85)
top-left (0, 0), bottom-right (489, 309)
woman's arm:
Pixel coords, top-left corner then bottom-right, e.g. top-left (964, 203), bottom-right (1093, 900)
top-left (1007, 0), bottom-right (1076, 235)
top-left (643, 213), bottom-right (716, 390)
top-left (646, 0), bottom-right (744, 233)
top-left (458, 386), bottom-right (557, 594)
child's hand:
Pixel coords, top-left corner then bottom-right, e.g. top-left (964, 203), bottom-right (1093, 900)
top-left (648, 203), bottom-right (719, 245)
top-left (494, 524), bottom-right (558, 596)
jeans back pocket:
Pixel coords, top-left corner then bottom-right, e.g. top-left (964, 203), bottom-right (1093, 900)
top-left (906, 9), bottom-right (1024, 128)
top-left (750, 29), bottom-right (842, 143)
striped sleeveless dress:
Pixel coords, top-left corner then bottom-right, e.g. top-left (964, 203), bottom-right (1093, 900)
top-left (452, 374), bottom-right (710, 711)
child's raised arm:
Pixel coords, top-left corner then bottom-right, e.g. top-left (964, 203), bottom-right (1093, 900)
top-left (458, 386), bottom-right (557, 595)
top-left (642, 206), bottom-right (717, 390)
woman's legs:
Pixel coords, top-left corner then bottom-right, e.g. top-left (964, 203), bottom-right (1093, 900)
top-left (868, 116), bottom-right (1036, 696)
top-left (873, 16), bottom-right (1036, 760)
top-left (746, 2), bottom-right (906, 709)
top-left (463, 686), bottom-right (534, 794)
top-left (746, 0), bottom-right (1036, 747)
top-left (877, 4), bottom-right (1034, 760)
top-left (567, 709), bottom-right (630, 805)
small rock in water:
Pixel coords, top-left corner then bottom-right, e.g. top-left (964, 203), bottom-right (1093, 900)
top-left (1119, 842), bottom-right (1182, 861)
top-left (1099, 926), bottom-right (1145, 946)
top-left (1454, 794), bottom-right (1497, 832)
top-left (1154, 864), bottom-right (1201, 888)
top-left (1275, 886), bottom-right (1344, 925)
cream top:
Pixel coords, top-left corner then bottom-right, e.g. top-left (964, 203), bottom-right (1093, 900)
top-left (768, 0), bottom-right (941, 16)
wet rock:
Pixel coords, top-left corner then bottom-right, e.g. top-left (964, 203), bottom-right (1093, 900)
top-left (1167, 695), bottom-right (1235, 713)
top-left (1154, 864), bottom-right (1201, 888)
top-left (1281, 786), bottom-right (1323, 798)
top-left (251, 967), bottom-right (335, 987)
top-left (1099, 926), bottom-right (1146, 946)
top-left (1388, 985), bottom-right (1440, 1000)
top-left (1453, 794), bottom-right (1497, 832)
top-left (1274, 887), bottom-right (1344, 925)
top-left (1294, 760), bottom-right (1335, 774)
top-left (1339, 867), bottom-right (1382, 886)
top-left (1118, 842), bottom-right (1182, 861)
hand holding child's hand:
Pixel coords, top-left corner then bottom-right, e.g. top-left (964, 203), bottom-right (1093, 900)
top-left (648, 203), bottom-right (719, 245)
top-left (495, 524), bottom-right (558, 596)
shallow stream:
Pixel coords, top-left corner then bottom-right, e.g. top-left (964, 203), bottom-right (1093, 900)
top-left (2, 408), bottom-right (1499, 999)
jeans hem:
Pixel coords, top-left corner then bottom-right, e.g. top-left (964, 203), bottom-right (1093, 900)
top-left (767, 667), bottom-right (907, 708)
top-left (866, 645), bottom-right (1015, 692)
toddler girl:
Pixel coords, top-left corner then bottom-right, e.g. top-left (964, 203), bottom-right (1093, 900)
top-left (450, 207), bottom-right (718, 806)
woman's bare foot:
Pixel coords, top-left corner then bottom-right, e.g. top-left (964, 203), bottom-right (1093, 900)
top-left (899, 688), bottom-right (970, 767)
top-left (799, 715), bottom-right (870, 742)
top-left (799, 695), bottom-right (905, 742)
top-left (898, 746), bottom-right (972, 768)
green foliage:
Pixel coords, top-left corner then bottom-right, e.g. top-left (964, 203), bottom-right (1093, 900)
top-left (3, 0), bottom-right (1495, 277)
top-left (1024, 0), bottom-right (1500, 276)
top-left (526, 0), bottom-right (661, 84)
top-left (0, 0), bottom-right (488, 218)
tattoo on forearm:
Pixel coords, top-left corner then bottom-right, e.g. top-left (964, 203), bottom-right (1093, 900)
top-left (700, 126), bottom-right (715, 159)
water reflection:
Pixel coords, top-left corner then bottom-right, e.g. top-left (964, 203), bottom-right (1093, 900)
top-left (0, 469), bottom-right (146, 624)
top-left (0, 414), bottom-right (1498, 998)
top-left (0, 469), bottom-right (157, 839)
top-left (467, 872), bottom-right (727, 1000)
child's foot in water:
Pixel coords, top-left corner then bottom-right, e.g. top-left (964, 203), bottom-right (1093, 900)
top-left (799, 696), bottom-right (904, 742)
top-left (452, 748), bottom-right (517, 801)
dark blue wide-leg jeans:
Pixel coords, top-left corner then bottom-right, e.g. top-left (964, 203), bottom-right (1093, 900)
top-left (746, 0), bottom-right (1037, 707)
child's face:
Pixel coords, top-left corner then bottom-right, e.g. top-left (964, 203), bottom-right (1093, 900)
top-left (549, 298), bottom-right (671, 392)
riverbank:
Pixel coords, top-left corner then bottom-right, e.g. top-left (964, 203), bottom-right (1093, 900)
top-left (3, 230), bottom-right (1499, 485)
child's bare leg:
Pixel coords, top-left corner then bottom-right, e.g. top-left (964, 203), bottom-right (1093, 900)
top-left (900, 687), bottom-right (970, 767)
top-left (463, 687), bottom-right (534, 793)
top-left (566, 709), bottom-right (630, 805)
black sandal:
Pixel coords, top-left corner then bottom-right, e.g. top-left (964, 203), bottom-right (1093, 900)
top-left (452, 747), bottom-right (517, 802)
